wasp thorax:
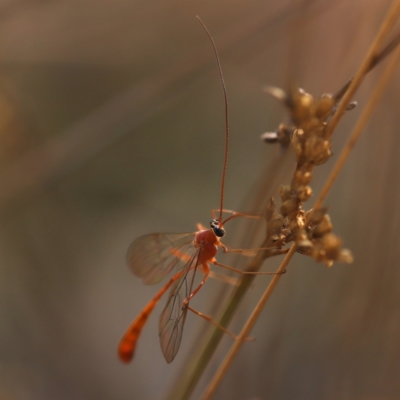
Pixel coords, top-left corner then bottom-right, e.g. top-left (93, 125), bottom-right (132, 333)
top-left (210, 219), bottom-right (225, 237)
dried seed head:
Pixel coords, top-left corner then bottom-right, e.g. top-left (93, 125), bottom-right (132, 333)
top-left (325, 260), bottom-right (334, 268)
top-left (300, 116), bottom-right (321, 133)
top-left (297, 185), bottom-right (313, 202)
top-left (296, 209), bottom-right (306, 227)
top-left (313, 214), bottom-right (333, 237)
top-left (277, 124), bottom-right (293, 147)
top-left (291, 90), bottom-right (314, 125)
top-left (261, 124), bottom-right (293, 148)
top-left (270, 232), bottom-right (287, 247)
top-left (306, 207), bottom-right (328, 225)
top-left (270, 234), bottom-right (280, 242)
top-left (267, 213), bottom-right (284, 239)
top-left (304, 136), bottom-right (332, 165)
top-left (311, 245), bottom-right (326, 263)
top-left (264, 86), bottom-right (287, 103)
top-left (269, 218), bottom-right (284, 235)
top-left (280, 198), bottom-right (298, 216)
top-left (281, 227), bottom-right (292, 239)
top-left (346, 101), bottom-right (357, 111)
top-left (262, 83), bottom-right (354, 268)
top-left (266, 198), bottom-right (287, 243)
top-left (295, 170), bottom-right (312, 185)
top-left (338, 248), bottom-right (354, 264)
top-left (293, 128), bottom-right (305, 139)
top-left (291, 129), bottom-right (305, 160)
top-left (279, 185), bottom-right (292, 202)
top-left (289, 216), bottom-right (300, 234)
top-left (297, 231), bottom-right (313, 251)
top-left (261, 131), bottom-right (279, 143)
top-left (296, 227), bottom-right (307, 240)
top-left (322, 233), bottom-right (341, 260)
top-left (314, 94), bottom-right (334, 119)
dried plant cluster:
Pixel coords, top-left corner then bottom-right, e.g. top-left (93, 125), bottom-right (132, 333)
top-left (262, 86), bottom-right (355, 267)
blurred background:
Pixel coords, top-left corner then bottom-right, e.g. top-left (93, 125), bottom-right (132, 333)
top-left (1, 0), bottom-right (400, 399)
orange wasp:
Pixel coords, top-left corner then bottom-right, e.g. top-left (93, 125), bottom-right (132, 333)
top-left (118, 17), bottom-right (280, 364)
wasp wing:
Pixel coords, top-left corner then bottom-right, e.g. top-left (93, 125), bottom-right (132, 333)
top-left (158, 246), bottom-right (203, 363)
top-left (126, 232), bottom-right (196, 285)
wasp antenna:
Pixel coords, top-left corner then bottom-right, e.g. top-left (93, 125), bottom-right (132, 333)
top-left (196, 16), bottom-right (229, 224)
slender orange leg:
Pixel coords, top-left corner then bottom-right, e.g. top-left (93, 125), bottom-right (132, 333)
top-left (221, 244), bottom-right (290, 257)
top-left (212, 260), bottom-right (286, 275)
top-left (184, 263), bottom-right (210, 303)
top-left (182, 263), bottom-right (252, 341)
top-left (187, 306), bottom-right (254, 342)
top-left (208, 270), bottom-right (241, 286)
top-left (170, 248), bottom-right (241, 284)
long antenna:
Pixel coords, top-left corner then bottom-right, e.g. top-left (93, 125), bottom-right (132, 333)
top-left (196, 16), bottom-right (229, 224)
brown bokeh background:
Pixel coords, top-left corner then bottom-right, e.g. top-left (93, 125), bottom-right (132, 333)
top-left (1, 1), bottom-right (400, 399)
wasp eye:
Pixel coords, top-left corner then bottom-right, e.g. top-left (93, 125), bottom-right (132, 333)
top-left (213, 227), bottom-right (225, 237)
top-left (210, 219), bottom-right (225, 237)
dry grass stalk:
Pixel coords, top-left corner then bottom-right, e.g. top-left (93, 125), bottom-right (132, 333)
top-left (201, 42), bottom-right (400, 400)
top-left (166, 2), bottom-right (400, 399)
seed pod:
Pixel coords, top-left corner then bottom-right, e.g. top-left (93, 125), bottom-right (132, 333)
top-left (264, 86), bottom-right (287, 102)
top-left (304, 136), bottom-right (332, 165)
top-left (261, 131), bottom-right (279, 143)
top-left (289, 216), bottom-right (300, 235)
top-left (338, 249), bottom-right (354, 264)
top-left (322, 233), bottom-right (341, 260)
top-left (311, 244), bottom-right (326, 263)
top-left (315, 94), bottom-right (334, 119)
top-left (280, 198), bottom-right (298, 216)
top-left (297, 185), bottom-right (313, 202)
top-left (276, 123), bottom-right (293, 147)
top-left (325, 260), bottom-right (334, 268)
top-left (306, 207), bottom-right (328, 225)
top-left (295, 170), bottom-right (312, 185)
top-left (281, 228), bottom-right (292, 241)
top-left (296, 227), bottom-right (312, 249)
top-left (296, 209), bottom-right (306, 228)
top-left (313, 214), bottom-right (333, 237)
top-left (279, 185), bottom-right (292, 202)
top-left (291, 91), bottom-right (314, 125)
top-left (300, 116), bottom-right (320, 133)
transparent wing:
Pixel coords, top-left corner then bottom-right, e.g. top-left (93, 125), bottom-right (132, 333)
top-left (158, 247), bottom-right (203, 363)
top-left (126, 232), bottom-right (196, 285)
